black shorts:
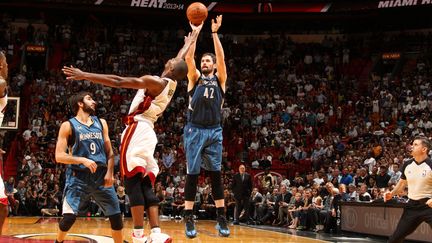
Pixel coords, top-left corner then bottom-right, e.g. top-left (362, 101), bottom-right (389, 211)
top-left (124, 174), bottom-right (159, 207)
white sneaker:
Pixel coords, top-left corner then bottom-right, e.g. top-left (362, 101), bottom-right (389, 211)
top-left (132, 235), bottom-right (148, 243)
top-left (149, 232), bottom-right (172, 243)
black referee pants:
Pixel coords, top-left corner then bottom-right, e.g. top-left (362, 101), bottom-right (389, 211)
top-left (389, 198), bottom-right (432, 243)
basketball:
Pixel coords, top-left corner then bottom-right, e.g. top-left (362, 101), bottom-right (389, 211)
top-left (186, 2), bottom-right (208, 26)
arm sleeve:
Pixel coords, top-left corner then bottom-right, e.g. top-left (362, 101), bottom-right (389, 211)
top-left (400, 159), bottom-right (411, 180)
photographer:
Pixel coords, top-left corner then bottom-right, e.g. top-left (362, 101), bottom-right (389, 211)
top-left (273, 185), bottom-right (291, 226)
top-left (41, 191), bottom-right (60, 216)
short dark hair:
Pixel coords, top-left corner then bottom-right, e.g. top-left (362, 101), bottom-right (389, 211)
top-left (69, 91), bottom-right (92, 115)
top-left (201, 53), bottom-right (216, 63)
top-left (414, 136), bottom-right (432, 153)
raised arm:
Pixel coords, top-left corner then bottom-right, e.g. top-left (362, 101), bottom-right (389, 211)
top-left (177, 28), bottom-right (202, 60)
top-left (186, 22), bottom-right (203, 92)
top-left (211, 15), bottom-right (227, 91)
top-left (55, 121), bottom-right (97, 173)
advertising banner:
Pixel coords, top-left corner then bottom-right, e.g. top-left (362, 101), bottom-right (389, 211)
top-left (341, 203), bottom-right (431, 242)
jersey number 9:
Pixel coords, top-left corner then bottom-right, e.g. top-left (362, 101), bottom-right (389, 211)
top-left (90, 142), bottom-right (97, 154)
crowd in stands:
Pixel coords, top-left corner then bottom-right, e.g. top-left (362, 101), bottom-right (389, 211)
top-left (1, 12), bottom-right (432, 235)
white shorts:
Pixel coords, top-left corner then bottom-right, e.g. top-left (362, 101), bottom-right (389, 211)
top-left (120, 120), bottom-right (159, 184)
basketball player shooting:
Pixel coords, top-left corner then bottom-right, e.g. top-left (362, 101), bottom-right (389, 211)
top-left (183, 15), bottom-right (230, 238)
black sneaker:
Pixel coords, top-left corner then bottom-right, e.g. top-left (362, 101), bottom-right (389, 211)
top-left (185, 215), bottom-right (197, 238)
top-left (216, 215), bottom-right (230, 237)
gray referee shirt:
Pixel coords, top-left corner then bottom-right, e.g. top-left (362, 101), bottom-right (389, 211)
top-left (400, 157), bottom-right (432, 200)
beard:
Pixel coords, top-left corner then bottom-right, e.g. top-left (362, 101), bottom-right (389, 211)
top-left (83, 103), bottom-right (95, 115)
top-left (201, 67), bottom-right (213, 76)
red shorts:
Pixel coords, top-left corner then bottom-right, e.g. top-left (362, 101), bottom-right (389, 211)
top-left (0, 197), bottom-right (7, 206)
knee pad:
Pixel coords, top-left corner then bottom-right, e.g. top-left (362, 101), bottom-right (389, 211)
top-left (142, 176), bottom-right (160, 207)
top-left (210, 171), bottom-right (224, 200)
top-left (185, 174), bottom-right (199, 201)
top-left (59, 214), bottom-right (76, 232)
top-left (109, 213), bottom-right (124, 230)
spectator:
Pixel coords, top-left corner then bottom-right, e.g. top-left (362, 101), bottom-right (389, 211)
top-left (171, 188), bottom-right (185, 220)
top-left (388, 163), bottom-right (401, 186)
top-left (249, 187), bottom-right (263, 223)
top-left (347, 184), bottom-right (358, 201)
top-left (376, 166), bottom-right (391, 188)
top-left (224, 189), bottom-right (236, 221)
top-left (273, 185), bottom-right (291, 227)
top-left (288, 192), bottom-right (305, 229)
top-left (117, 186), bottom-right (129, 218)
top-left (17, 158), bottom-right (30, 181)
top-left (340, 168), bottom-right (353, 186)
top-left (200, 188), bottom-right (216, 219)
top-left (359, 184), bottom-right (372, 202)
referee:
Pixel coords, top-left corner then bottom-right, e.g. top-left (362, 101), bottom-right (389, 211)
top-left (384, 136), bottom-right (432, 243)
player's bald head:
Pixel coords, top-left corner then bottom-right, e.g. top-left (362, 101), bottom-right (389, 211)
top-left (165, 57), bottom-right (188, 81)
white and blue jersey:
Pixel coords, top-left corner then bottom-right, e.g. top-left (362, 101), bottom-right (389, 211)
top-left (68, 116), bottom-right (106, 171)
top-left (184, 75), bottom-right (225, 175)
top-left (62, 116), bottom-right (120, 216)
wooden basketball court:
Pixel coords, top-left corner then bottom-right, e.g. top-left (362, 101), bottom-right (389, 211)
top-left (1, 217), bottom-right (329, 242)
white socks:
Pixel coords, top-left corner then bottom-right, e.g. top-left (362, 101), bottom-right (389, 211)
top-left (133, 228), bottom-right (145, 238)
top-left (151, 227), bottom-right (161, 234)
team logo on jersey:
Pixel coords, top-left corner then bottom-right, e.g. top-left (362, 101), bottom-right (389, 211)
top-left (422, 170), bottom-right (427, 177)
top-left (168, 89), bottom-right (175, 96)
top-left (203, 80), bottom-right (218, 86)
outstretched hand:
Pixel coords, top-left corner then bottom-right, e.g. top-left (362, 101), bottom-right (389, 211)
top-left (62, 66), bottom-right (86, 80)
top-left (211, 15), bottom-right (222, 33)
top-left (176, 24), bottom-right (202, 59)
top-left (383, 191), bottom-right (392, 202)
top-left (183, 28), bottom-right (200, 47)
top-left (189, 21), bottom-right (204, 32)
